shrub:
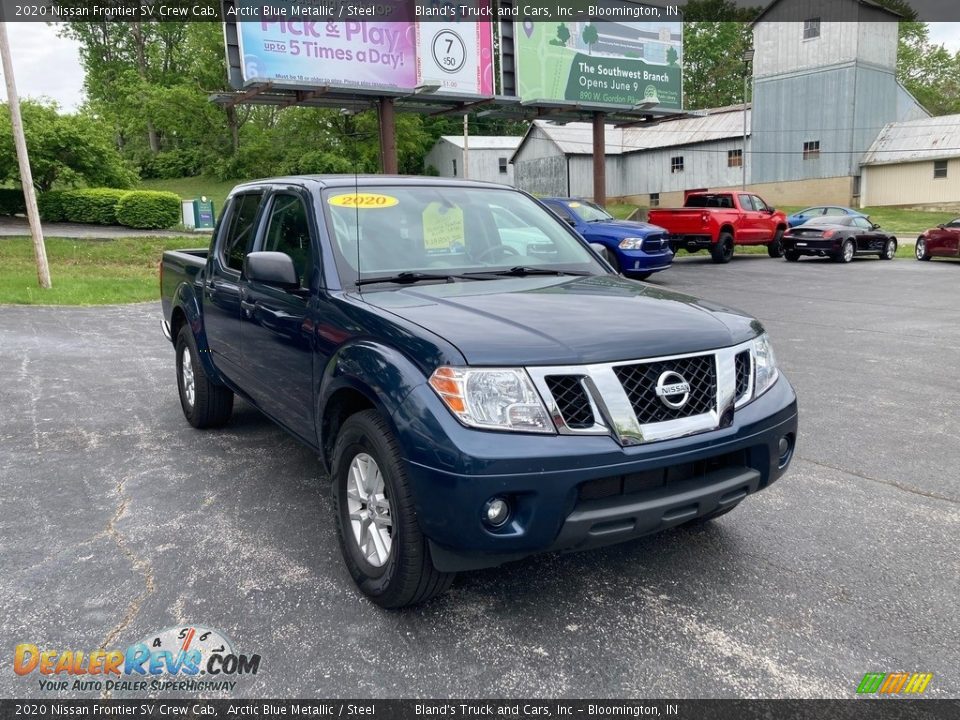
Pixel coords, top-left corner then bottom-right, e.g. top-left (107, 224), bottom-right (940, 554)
top-left (37, 190), bottom-right (67, 221)
top-left (115, 191), bottom-right (181, 229)
top-left (59, 189), bottom-right (131, 224)
top-left (0, 188), bottom-right (26, 216)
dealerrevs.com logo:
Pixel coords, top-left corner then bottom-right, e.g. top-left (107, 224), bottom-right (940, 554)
top-left (856, 672), bottom-right (934, 695)
top-left (14, 626), bottom-right (261, 693)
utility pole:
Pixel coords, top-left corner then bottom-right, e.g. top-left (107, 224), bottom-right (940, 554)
top-left (742, 47), bottom-right (755, 192)
top-left (462, 114), bottom-right (469, 179)
top-left (0, 22), bottom-right (50, 289)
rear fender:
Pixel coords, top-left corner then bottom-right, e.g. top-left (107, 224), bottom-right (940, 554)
top-left (171, 282), bottom-right (223, 383)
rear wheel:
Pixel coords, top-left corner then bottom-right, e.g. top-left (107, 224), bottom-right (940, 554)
top-left (175, 326), bottom-right (233, 429)
top-left (767, 229), bottom-right (785, 258)
top-left (784, 250), bottom-right (801, 262)
top-left (710, 233), bottom-right (735, 264)
top-left (332, 410), bottom-right (455, 608)
top-left (916, 237), bottom-right (931, 261)
top-left (881, 238), bottom-right (897, 260)
top-left (834, 238), bottom-right (855, 263)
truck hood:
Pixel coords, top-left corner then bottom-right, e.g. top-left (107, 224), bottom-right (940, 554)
top-left (354, 275), bottom-right (761, 366)
top-left (587, 219), bottom-right (667, 237)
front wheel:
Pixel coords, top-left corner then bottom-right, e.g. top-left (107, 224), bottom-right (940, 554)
top-left (881, 238), bottom-right (897, 260)
top-left (175, 326), bottom-right (233, 429)
top-left (629, 271), bottom-right (653, 281)
top-left (767, 229), bottom-right (784, 258)
top-left (784, 250), bottom-right (801, 262)
top-left (710, 233), bottom-right (735, 264)
top-left (916, 237), bottom-right (931, 261)
top-left (332, 410), bottom-right (455, 608)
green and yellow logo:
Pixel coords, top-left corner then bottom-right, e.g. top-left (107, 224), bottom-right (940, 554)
top-left (857, 672), bottom-right (933, 694)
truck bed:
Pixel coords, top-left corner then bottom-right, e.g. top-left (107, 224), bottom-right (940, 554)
top-left (160, 249), bottom-right (208, 324)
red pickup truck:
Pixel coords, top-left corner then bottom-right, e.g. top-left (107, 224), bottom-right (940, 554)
top-left (648, 192), bottom-right (788, 264)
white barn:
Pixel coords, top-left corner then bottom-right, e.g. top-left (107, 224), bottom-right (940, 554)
top-left (424, 136), bottom-right (521, 186)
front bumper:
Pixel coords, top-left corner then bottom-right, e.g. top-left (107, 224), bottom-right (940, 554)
top-left (397, 375), bottom-right (798, 571)
top-left (615, 249), bottom-right (674, 276)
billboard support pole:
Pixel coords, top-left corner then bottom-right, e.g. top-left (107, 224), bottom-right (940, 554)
top-left (379, 97), bottom-right (398, 174)
top-left (592, 112), bottom-right (606, 206)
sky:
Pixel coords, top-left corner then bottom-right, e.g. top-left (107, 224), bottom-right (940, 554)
top-left (1, 22), bottom-right (959, 113)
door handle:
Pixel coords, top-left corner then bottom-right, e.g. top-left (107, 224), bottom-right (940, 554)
top-left (240, 299), bottom-right (256, 315)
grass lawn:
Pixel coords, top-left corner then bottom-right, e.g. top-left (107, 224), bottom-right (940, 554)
top-left (0, 236), bottom-right (193, 305)
top-left (139, 176), bottom-right (236, 217)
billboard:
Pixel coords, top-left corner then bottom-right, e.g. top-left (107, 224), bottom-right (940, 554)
top-left (514, 9), bottom-right (683, 110)
top-left (233, 2), bottom-right (494, 97)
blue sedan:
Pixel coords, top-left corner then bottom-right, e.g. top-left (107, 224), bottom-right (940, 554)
top-left (787, 205), bottom-right (868, 228)
top-left (540, 197), bottom-right (673, 280)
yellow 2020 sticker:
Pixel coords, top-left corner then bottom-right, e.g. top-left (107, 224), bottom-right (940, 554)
top-left (327, 193), bottom-right (398, 209)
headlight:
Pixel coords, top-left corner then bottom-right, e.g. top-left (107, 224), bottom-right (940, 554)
top-left (428, 367), bottom-right (555, 434)
top-left (752, 333), bottom-right (779, 398)
top-left (619, 237), bottom-right (645, 250)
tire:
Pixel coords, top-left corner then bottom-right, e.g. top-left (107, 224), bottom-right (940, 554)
top-left (710, 233), bottom-right (735, 264)
top-left (916, 237), bottom-right (931, 261)
top-left (332, 410), bottom-right (455, 608)
top-left (175, 326), bottom-right (233, 429)
top-left (605, 250), bottom-right (622, 274)
top-left (834, 238), bottom-right (855, 263)
top-left (784, 250), bottom-right (801, 262)
top-left (767, 229), bottom-right (785, 258)
top-left (630, 271), bottom-right (653, 281)
top-left (881, 238), bottom-right (897, 260)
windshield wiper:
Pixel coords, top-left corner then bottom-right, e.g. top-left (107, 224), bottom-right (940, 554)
top-left (356, 271), bottom-right (489, 287)
top-left (465, 266), bottom-right (592, 278)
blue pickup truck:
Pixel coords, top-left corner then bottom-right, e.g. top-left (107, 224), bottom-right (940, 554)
top-left (160, 176), bottom-right (798, 608)
top-left (540, 197), bottom-right (673, 279)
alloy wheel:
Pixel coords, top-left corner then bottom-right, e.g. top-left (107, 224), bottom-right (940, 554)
top-left (346, 453), bottom-right (393, 567)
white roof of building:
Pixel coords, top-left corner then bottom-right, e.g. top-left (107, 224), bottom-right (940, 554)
top-left (861, 114), bottom-right (960, 166)
top-left (622, 106), bottom-right (750, 153)
top-left (439, 135), bottom-right (522, 150)
top-left (516, 106), bottom-right (750, 159)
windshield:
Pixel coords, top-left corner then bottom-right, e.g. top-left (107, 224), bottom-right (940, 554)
top-left (567, 200), bottom-right (614, 222)
top-left (322, 186), bottom-right (605, 287)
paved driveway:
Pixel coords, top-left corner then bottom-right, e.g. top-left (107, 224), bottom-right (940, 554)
top-left (0, 216), bottom-right (198, 239)
top-left (1, 255), bottom-right (957, 698)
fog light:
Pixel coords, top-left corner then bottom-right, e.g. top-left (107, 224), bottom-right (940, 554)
top-left (778, 434), bottom-right (794, 468)
top-left (483, 497), bottom-right (511, 527)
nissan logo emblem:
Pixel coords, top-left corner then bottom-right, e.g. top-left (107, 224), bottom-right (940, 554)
top-left (655, 370), bottom-right (691, 410)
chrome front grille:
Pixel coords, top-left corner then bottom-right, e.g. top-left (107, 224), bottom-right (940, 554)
top-left (614, 354), bottom-right (717, 423)
top-left (544, 375), bottom-right (595, 429)
top-left (734, 350), bottom-right (751, 401)
top-left (528, 341), bottom-right (754, 446)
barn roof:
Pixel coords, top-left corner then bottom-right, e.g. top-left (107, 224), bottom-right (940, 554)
top-left (512, 106), bottom-right (750, 161)
top-left (861, 114), bottom-right (960, 166)
top-left (438, 135), bottom-right (522, 151)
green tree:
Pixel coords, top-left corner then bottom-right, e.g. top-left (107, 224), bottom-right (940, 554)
top-left (0, 101), bottom-right (137, 191)
top-left (667, 46), bottom-right (679, 66)
top-left (582, 24), bottom-right (599, 55)
top-left (556, 23), bottom-right (570, 46)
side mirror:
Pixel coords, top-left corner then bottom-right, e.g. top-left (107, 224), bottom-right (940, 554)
top-left (872, 223), bottom-right (881, 230)
top-left (244, 251), bottom-right (299, 288)
top-left (564, 217), bottom-right (577, 226)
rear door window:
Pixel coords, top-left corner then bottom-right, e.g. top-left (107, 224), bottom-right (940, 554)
top-left (221, 192), bottom-right (264, 272)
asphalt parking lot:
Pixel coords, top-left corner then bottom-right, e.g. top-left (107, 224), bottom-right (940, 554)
top-left (1, 254), bottom-right (958, 699)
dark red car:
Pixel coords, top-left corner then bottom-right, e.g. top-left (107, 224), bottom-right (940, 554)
top-left (916, 217), bottom-right (960, 261)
